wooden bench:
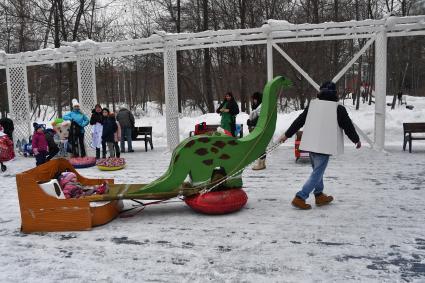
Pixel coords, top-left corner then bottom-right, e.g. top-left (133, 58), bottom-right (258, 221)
top-left (189, 124), bottom-right (243, 138)
top-left (132, 126), bottom-right (153, 152)
top-left (403, 123), bottom-right (425, 153)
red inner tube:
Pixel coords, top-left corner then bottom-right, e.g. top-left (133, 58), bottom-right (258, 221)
top-left (185, 188), bottom-right (248, 215)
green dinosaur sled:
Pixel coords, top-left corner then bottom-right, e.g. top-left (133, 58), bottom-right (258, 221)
top-left (89, 76), bottom-right (292, 201)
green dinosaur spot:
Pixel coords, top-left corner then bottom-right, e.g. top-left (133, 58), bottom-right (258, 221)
top-left (219, 154), bottom-right (230, 160)
top-left (202, 159), bottom-right (213, 165)
top-left (185, 140), bottom-right (196, 148)
top-left (210, 147), bottom-right (219, 154)
top-left (228, 140), bottom-right (238, 146)
top-left (214, 132), bottom-right (221, 136)
top-left (212, 141), bottom-right (226, 148)
top-left (199, 137), bottom-right (210, 143)
top-left (195, 148), bottom-right (208, 156)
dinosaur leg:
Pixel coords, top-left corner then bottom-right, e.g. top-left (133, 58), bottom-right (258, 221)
top-left (224, 172), bottom-right (243, 188)
top-left (189, 166), bottom-right (213, 187)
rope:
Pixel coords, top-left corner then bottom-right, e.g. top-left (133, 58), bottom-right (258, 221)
top-left (119, 198), bottom-right (184, 218)
top-left (200, 141), bottom-right (283, 194)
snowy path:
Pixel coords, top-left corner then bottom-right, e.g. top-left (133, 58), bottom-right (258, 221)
top-left (0, 143), bottom-right (425, 282)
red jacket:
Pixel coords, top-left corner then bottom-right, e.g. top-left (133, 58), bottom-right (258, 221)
top-left (32, 131), bottom-right (48, 152)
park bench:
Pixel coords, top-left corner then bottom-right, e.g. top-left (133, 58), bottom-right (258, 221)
top-left (403, 123), bottom-right (425, 153)
top-left (132, 126), bottom-right (153, 152)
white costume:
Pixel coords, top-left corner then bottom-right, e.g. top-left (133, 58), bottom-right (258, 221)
top-left (91, 123), bottom-right (103, 149)
top-left (299, 99), bottom-right (344, 155)
top-left (249, 104), bottom-right (261, 122)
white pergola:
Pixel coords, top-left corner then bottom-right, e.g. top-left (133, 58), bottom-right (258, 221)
top-left (1, 15), bottom-right (425, 150)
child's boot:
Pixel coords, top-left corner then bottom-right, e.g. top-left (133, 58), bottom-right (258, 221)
top-left (291, 196), bottom-right (311, 210)
top-left (315, 193), bottom-right (334, 206)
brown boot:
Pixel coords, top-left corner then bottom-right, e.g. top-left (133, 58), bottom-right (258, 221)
top-left (315, 193), bottom-right (334, 206)
top-left (291, 196), bottom-right (311, 210)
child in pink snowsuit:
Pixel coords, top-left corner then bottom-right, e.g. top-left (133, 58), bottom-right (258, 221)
top-left (32, 123), bottom-right (48, 166)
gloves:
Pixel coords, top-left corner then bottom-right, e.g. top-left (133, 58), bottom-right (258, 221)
top-left (279, 135), bottom-right (288, 143)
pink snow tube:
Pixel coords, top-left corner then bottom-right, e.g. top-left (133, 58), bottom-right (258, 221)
top-left (185, 188), bottom-right (248, 215)
top-left (69, 156), bottom-right (97, 169)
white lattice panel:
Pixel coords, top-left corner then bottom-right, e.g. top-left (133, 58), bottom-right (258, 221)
top-left (6, 65), bottom-right (31, 143)
top-left (77, 58), bottom-right (97, 149)
top-left (164, 47), bottom-right (180, 150)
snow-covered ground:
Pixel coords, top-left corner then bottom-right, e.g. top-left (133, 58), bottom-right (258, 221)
top-left (1, 97), bottom-right (425, 282)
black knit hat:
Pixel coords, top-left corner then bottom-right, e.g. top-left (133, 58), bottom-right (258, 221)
top-left (318, 81), bottom-right (338, 102)
top-left (33, 122), bottom-right (45, 131)
top-left (102, 108), bottom-right (110, 113)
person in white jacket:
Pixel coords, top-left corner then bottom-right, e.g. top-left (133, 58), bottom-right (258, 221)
top-left (247, 92), bottom-right (266, 170)
top-left (280, 81), bottom-right (361, 210)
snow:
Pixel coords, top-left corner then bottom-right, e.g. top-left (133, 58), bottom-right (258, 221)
top-left (1, 97), bottom-right (425, 282)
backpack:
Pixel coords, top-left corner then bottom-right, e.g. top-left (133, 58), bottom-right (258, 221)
top-left (0, 135), bottom-right (15, 162)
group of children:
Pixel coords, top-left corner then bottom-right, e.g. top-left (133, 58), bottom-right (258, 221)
top-left (30, 104), bottom-right (123, 167)
top-left (90, 104), bottom-right (121, 159)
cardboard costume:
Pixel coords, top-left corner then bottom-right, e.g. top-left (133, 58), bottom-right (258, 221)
top-left (299, 99), bottom-right (344, 155)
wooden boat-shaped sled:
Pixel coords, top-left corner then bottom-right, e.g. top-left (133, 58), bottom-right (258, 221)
top-left (16, 158), bottom-right (123, 233)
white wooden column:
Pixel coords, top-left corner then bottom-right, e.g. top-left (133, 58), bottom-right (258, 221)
top-left (374, 30), bottom-right (387, 150)
top-left (6, 64), bottom-right (31, 144)
top-left (164, 46), bottom-right (180, 150)
top-left (77, 57), bottom-right (97, 147)
top-left (267, 37), bottom-right (273, 81)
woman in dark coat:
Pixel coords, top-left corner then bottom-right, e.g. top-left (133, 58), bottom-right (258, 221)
top-left (216, 92), bottom-right (240, 137)
top-left (101, 108), bottom-right (117, 158)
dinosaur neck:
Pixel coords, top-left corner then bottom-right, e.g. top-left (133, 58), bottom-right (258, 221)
top-left (240, 76), bottom-right (284, 148)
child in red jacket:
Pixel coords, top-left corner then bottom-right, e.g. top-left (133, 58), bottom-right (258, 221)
top-left (32, 123), bottom-right (48, 166)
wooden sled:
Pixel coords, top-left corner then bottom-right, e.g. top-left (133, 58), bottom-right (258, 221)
top-left (16, 158), bottom-right (123, 233)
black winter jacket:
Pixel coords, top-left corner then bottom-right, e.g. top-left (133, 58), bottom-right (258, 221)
top-left (102, 117), bottom-right (117, 143)
top-left (285, 103), bottom-right (360, 144)
top-left (44, 129), bottom-right (59, 151)
top-left (90, 110), bottom-right (103, 125)
top-left (216, 99), bottom-right (240, 116)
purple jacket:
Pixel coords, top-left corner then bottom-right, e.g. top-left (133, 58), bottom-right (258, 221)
top-left (32, 131), bottom-right (48, 152)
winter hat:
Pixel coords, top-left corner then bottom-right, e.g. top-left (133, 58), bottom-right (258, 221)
top-left (318, 81), bottom-right (338, 102)
top-left (52, 118), bottom-right (64, 126)
top-left (59, 172), bottom-right (77, 188)
top-left (33, 122), bottom-right (45, 131)
top-left (102, 108), bottom-right (110, 114)
top-left (72, 99), bottom-right (80, 107)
